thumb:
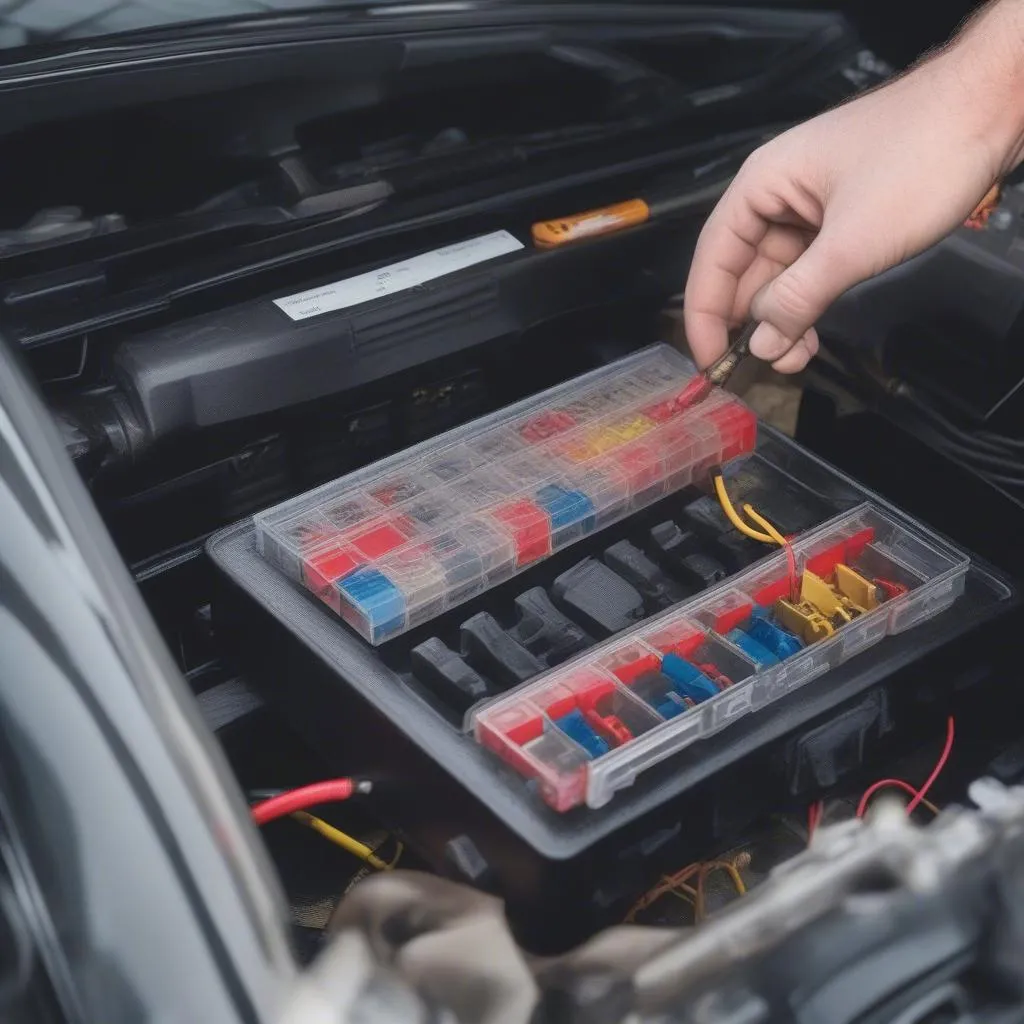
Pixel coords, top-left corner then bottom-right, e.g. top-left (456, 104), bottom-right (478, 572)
top-left (748, 232), bottom-right (870, 360)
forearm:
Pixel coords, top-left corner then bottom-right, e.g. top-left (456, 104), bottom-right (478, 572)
top-left (934, 0), bottom-right (1024, 176)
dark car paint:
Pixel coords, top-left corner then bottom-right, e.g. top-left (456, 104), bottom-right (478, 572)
top-left (0, 337), bottom-right (296, 1020)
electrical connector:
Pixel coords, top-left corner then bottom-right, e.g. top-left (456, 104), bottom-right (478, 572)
top-left (774, 597), bottom-right (835, 645)
top-left (554, 709), bottom-right (610, 758)
top-left (834, 564), bottom-right (882, 611)
top-left (725, 628), bottom-right (780, 667)
top-left (746, 608), bottom-right (804, 659)
top-left (661, 653), bottom-right (720, 703)
top-left (631, 670), bottom-right (688, 719)
top-left (775, 565), bottom-right (882, 643)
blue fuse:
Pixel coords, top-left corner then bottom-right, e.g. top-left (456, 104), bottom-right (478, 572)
top-left (632, 670), bottom-right (687, 720)
top-left (536, 484), bottom-right (596, 539)
top-left (725, 628), bottom-right (780, 668)
top-left (747, 607), bottom-right (804, 660)
top-left (554, 709), bottom-right (610, 758)
top-left (661, 653), bottom-right (719, 703)
top-left (337, 567), bottom-right (406, 643)
top-left (658, 700), bottom-right (684, 718)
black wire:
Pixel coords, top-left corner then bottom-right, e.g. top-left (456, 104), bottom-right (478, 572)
top-left (895, 409), bottom-right (1024, 487)
top-left (977, 430), bottom-right (1024, 452)
top-left (919, 430), bottom-right (1024, 480)
top-left (978, 470), bottom-right (1024, 491)
top-left (899, 390), bottom-right (1022, 459)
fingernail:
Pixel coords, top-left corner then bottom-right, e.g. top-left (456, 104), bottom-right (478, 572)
top-left (749, 322), bottom-right (794, 361)
top-left (771, 337), bottom-right (812, 375)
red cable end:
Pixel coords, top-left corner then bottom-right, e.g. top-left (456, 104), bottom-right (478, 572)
top-left (670, 375), bottom-right (714, 414)
top-left (250, 777), bottom-right (362, 827)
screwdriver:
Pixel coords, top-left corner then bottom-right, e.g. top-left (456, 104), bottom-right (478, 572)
top-left (532, 177), bottom-right (732, 249)
top-left (530, 133), bottom-right (772, 250)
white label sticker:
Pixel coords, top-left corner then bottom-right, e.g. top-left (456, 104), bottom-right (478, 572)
top-left (272, 230), bottom-right (524, 321)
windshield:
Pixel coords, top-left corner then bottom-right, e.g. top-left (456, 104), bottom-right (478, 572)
top-left (0, 0), bottom-right (394, 50)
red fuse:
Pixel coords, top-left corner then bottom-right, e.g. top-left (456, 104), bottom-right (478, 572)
top-left (303, 544), bottom-right (362, 591)
top-left (574, 680), bottom-right (634, 747)
top-left (875, 578), bottom-right (909, 600)
top-left (644, 377), bottom-right (715, 422)
top-left (583, 706), bottom-right (632, 746)
top-left (696, 662), bottom-right (734, 690)
top-left (703, 404), bottom-right (757, 462)
top-left (519, 410), bottom-right (577, 444)
top-left (348, 519), bottom-right (411, 560)
top-left (609, 652), bottom-right (661, 684)
top-left (642, 397), bottom-right (680, 423)
top-left (611, 441), bottom-right (665, 497)
top-left (491, 499), bottom-right (552, 566)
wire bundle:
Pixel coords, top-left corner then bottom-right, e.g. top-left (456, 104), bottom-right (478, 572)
top-left (624, 854), bottom-right (749, 925)
top-left (713, 472), bottom-right (798, 598)
top-left (855, 716), bottom-right (954, 819)
top-left (895, 388), bottom-right (1024, 497)
top-left (807, 716), bottom-right (954, 844)
top-left (249, 778), bottom-right (401, 871)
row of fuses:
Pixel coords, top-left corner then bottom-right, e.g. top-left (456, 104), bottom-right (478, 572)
top-left (278, 399), bottom-right (757, 643)
top-left (476, 525), bottom-right (914, 809)
top-left (510, 605), bottom-right (807, 766)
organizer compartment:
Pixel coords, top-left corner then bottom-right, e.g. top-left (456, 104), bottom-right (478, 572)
top-left (254, 346), bottom-right (757, 644)
top-left (472, 503), bottom-right (970, 810)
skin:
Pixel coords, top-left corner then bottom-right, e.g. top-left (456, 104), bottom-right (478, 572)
top-left (684, 0), bottom-right (1024, 373)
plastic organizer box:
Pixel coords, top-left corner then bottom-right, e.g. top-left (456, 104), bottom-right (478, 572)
top-left (472, 503), bottom-right (970, 811)
top-left (254, 345), bottom-right (756, 644)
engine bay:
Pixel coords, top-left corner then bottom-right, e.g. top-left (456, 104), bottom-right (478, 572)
top-left (6, 4), bottom-right (1024, 1019)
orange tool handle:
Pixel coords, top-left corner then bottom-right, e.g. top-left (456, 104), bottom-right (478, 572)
top-left (532, 198), bottom-right (651, 249)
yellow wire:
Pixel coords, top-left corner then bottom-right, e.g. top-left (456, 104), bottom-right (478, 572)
top-left (742, 504), bottom-right (788, 548)
top-left (293, 812), bottom-right (392, 871)
top-left (695, 860), bottom-right (748, 923)
top-left (713, 474), bottom-right (774, 543)
top-left (625, 858), bottom-right (749, 925)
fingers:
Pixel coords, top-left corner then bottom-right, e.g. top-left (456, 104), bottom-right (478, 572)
top-left (749, 229), bottom-right (866, 347)
top-left (747, 323), bottom-right (819, 373)
top-left (730, 227), bottom-right (810, 324)
top-left (683, 178), bottom-right (770, 368)
top-left (770, 328), bottom-right (819, 374)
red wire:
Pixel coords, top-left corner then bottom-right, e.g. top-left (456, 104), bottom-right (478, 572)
top-left (250, 779), bottom-right (357, 826)
top-left (856, 717), bottom-right (955, 819)
top-left (782, 539), bottom-right (799, 602)
top-left (856, 778), bottom-right (921, 818)
top-left (807, 800), bottom-right (824, 839)
top-left (906, 716), bottom-right (955, 815)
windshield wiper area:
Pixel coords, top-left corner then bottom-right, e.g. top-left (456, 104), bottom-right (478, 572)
top-left (0, 207), bottom-right (125, 256)
top-left (0, 19), bottom-right (847, 268)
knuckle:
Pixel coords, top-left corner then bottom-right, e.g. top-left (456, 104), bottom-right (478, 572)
top-left (768, 273), bottom-right (816, 327)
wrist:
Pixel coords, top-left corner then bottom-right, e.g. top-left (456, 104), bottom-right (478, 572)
top-left (942, 0), bottom-right (1024, 176)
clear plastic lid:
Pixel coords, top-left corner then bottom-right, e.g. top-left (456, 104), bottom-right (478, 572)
top-left (471, 503), bottom-right (970, 811)
top-left (254, 345), bottom-right (757, 644)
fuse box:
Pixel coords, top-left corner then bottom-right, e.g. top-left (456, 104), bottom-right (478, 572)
top-left (209, 344), bottom-right (1010, 949)
top-left (254, 346), bottom-right (756, 644)
top-left (473, 504), bottom-right (968, 811)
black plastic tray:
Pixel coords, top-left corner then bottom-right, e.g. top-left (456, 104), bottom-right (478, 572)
top-left (208, 424), bottom-right (1015, 947)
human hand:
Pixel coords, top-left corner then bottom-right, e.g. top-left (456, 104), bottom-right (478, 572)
top-left (683, 0), bottom-right (1024, 372)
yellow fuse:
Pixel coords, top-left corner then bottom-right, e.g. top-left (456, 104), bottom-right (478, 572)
top-left (609, 414), bottom-right (656, 443)
top-left (558, 437), bottom-right (602, 463)
top-left (834, 563), bottom-right (880, 612)
top-left (801, 570), bottom-right (855, 624)
top-left (585, 426), bottom-right (625, 455)
top-left (774, 598), bottom-right (835, 645)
